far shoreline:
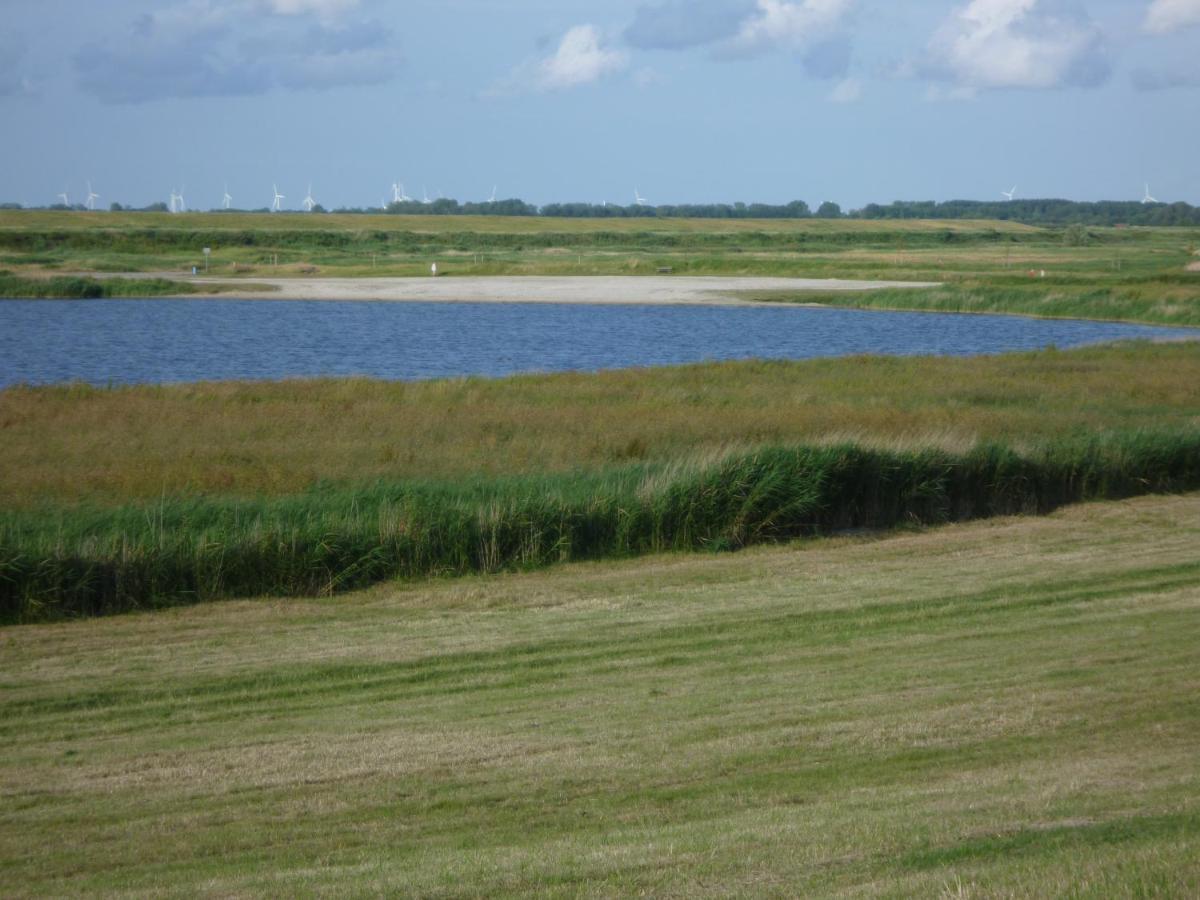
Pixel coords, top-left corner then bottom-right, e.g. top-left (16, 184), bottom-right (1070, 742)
top-left (161, 274), bottom-right (942, 306)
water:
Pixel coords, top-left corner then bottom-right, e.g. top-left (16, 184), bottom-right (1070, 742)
top-left (0, 298), bottom-right (1193, 387)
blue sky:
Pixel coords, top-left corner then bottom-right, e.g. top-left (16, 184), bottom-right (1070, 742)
top-left (1, 0), bottom-right (1198, 210)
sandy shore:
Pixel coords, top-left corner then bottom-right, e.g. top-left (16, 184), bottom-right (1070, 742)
top-left (186, 275), bottom-right (939, 305)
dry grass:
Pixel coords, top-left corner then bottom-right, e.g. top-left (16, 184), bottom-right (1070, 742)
top-left (2, 342), bottom-right (1199, 507)
top-left (2, 492), bottom-right (1198, 895)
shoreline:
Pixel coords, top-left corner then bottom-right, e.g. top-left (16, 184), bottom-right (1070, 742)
top-left (168, 274), bottom-right (941, 305)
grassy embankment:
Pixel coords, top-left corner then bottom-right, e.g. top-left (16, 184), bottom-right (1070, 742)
top-left (1, 209), bottom-right (1197, 325)
top-left (3, 343), bottom-right (1199, 620)
top-left (0, 270), bottom-right (262, 298)
top-left (2, 491), bottom-right (1199, 894)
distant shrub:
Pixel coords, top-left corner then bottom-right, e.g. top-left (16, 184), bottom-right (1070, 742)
top-left (1064, 224), bottom-right (1091, 246)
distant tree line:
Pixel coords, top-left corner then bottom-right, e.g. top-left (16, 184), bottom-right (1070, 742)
top-left (6, 197), bottom-right (1199, 226)
top-left (857, 199), bottom-right (1200, 227)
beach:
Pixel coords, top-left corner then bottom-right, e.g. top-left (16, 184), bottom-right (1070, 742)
top-left (184, 274), bottom-right (940, 304)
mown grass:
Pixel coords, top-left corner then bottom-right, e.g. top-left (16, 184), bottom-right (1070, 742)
top-left (2, 492), bottom-right (1198, 894)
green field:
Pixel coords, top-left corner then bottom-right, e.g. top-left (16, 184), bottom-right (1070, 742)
top-left (2, 492), bottom-right (1198, 895)
top-left (2, 209), bottom-right (1198, 325)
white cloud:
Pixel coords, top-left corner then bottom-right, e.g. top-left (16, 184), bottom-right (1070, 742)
top-left (265, 0), bottom-right (360, 14)
top-left (828, 76), bottom-right (862, 102)
top-left (721, 0), bottom-right (854, 57)
top-left (1144, 0), bottom-right (1200, 33)
top-left (922, 0), bottom-right (1109, 91)
top-left (535, 25), bottom-right (628, 90)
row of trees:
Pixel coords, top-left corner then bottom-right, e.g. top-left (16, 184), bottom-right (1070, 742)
top-left (857, 199), bottom-right (1200, 227)
top-left (11, 197), bottom-right (1199, 226)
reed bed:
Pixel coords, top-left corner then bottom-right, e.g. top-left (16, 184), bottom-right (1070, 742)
top-left (4, 430), bottom-right (1198, 622)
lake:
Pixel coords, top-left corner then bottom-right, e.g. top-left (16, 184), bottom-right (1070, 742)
top-left (0, 298), bottom-right (1193, 387)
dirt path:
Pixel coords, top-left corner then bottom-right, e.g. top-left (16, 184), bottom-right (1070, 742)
top-left (181, 275), bottom-right (939, 305)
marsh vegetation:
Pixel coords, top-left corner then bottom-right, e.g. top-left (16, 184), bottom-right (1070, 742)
top-left (3, 343), bottom-right (1199, 620)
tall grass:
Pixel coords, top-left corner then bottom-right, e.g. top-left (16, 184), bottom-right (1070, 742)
top-left (4, 430), bottom-right (1198, 622)
top-left (0, 272), bottom-right (214, 298)
top-left (751, 277), bottom-right (1200, 327)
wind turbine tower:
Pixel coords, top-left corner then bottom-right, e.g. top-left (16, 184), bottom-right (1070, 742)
top-left (86, 181), bottom-right (100, 211)
top-left (1142, 183), bottom-right (1157, 204)
top-left (223, 185), bottom-right (233, 210)
top-left (303, 183), bottom-right (317, 212)
top-left (271, 185), bottom-right (285, 212)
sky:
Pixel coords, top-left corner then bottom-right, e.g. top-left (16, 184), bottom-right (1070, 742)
top-left (1, 0), bottom-right (1198, 211)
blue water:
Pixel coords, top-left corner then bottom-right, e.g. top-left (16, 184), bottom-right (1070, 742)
top-left (0, 298), bottom-right (1193, 387)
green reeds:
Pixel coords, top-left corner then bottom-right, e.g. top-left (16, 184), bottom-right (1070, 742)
top-left (3, 430), bottom-right (1198, 622)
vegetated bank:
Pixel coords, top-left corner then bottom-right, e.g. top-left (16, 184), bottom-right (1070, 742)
top-left (4, 430), bottom-right (1200, 622)
top-left (0, 270), bottom-right (258, 299)
top-left (745, 269), bottom-right (1200, 328)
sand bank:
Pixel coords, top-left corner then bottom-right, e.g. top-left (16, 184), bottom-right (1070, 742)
top-left (187, 275), bottom-right (938, 305)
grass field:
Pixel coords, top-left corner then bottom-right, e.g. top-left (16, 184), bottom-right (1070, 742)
top-left (1, 209), bottom-right (1197, 325)
top-left (2, 491), bottom-right (1198, 895)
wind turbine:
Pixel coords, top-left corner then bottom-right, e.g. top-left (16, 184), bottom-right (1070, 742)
top-left (168, 188), bottom-right (183, 214)
top-left (489, 185), bottom-right (497, 203)
top-left (422, 186), bottom-right (431, 205)
top-left (57, 186), bottom-right (69, 207)
top-left (1001, 185), bottom-right (1016, 201)
top-left (177, 185), bottom-right (187, 213)
top-left (1141, 183), bottom-right (1157, 204)
top-left (634, 188), bottom-right (649, 207)
top-left (399, 183), bottom-right (411, 201)
top-left (271, 184), bottom-right (285, 212)
top-left (303, 183), bottom-right (317, 212)
top-left (85, 181), bottom-right (100, 210)
top-left (223, 185), bottom-right (233, 210)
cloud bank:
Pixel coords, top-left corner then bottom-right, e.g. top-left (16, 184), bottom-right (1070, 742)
top-left (73, 0), bottom-right (401, 103)
top-left (1144, 0), bottom-right (1200, 33)
top-left (626, 0), bottom-right (854, 60)
top-left (0, 32), bottom-right (34, 97)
